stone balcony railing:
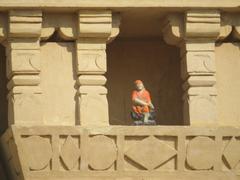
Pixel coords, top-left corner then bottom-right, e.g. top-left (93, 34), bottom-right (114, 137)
top-left (1, 126), bottom-right (240, 180)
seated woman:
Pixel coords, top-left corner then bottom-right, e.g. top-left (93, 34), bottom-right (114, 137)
top-left (131, 80), bottom-right (156, 125)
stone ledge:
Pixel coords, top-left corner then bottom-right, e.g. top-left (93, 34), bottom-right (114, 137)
top-left (0, 0), bottom-right (239, 10)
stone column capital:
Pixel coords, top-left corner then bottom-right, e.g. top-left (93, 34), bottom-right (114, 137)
top-left (8, 10), bottom-right (42, 38)
top-left (184, 10), bottom-right (221, 40)
top-left (162, 10), bottom-right (233, 46)
top-left (77, 10), bottom-right (121, 43)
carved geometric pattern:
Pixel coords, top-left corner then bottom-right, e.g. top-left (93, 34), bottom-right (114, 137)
top-left (60, 136), bottom-right (80, 170)
top-left (223, 137), bottom-right (240, 169)
top-left (88, 135), bottom-right (117, 170)
top-left (125, 136), bottom-right (177, 170)
top-left (77, 52), bottom-right (106, 74)
top-left (21, 136), bottom-right (52, 171)
top-left (186, 136), bottom-right (216, 170)
top-left (9, 50), bottom-right (40, 74)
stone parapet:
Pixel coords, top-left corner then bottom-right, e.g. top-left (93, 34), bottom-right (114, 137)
top-left (1, 126), bottom-right (240, 180)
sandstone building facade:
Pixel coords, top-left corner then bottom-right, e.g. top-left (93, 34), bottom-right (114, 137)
top-left (0, 0), bottom-right (240, 180)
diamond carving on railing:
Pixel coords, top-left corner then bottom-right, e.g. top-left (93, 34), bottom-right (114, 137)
top-left (223, 137), bottom-right (240, 169)
top-left (60, 136), bottom-right (80, 170)
top-left (125, 136), bottom-right (177, 170)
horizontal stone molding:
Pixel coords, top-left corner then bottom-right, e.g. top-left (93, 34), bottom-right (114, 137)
top-left (0, 0), bottom-right (240, 9)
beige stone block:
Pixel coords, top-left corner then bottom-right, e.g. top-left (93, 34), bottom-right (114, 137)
top-left (181, 51), bottom-right (216, 80)
top-left (76, 49), bottom-right (106, 74)
top-left (125, 136), bottom-right (177, 170)
top-left (79, 93), bottom-right (109, 126)
top-left (186, 136), bottom-right (217, 170)
top-left (88, 135), bottom-right (117, 170)
top-left (216, 43), bottom-right (240, 126)
top-left (223, 137), bottom-right (240, 169)
top-left (76, 40), bottom-right (106, 50)
top-left (7, 49), bottom-right (40, 77)
top-left (40, 43), bottom-right (76, 126)
top-left (183, 76), bottom-right (216, 90)
top-left (21, 135), bottom-right (52, 171)
top-left (60, 136), bottom-right (80, 170)
top-left (8, 38), bottom-right (40, 50)
top-left (9, 23), bottom-right (42, 38)
top-left (184, 93), bottom-right (217, 126)
top-left (79, 86), bottom-right (107, 94)
top-left (8, 10), bottom-right (42, 38)
top-left (185, 87), bottom-right (217, 97)
top-left (7, 75), bottom-right (40, 89)
top-left (185, 10), bottom-right (220, 39)
top-left (9, 10), bottom-right (42, 17)
top-left (78, 11), bottom-right (112, 38)
top-left (78, 75), bottom-right (106, 85)
top-left (7, 86), bottom-right (43, 125)
top-left (183, 41), bottom-right (215, 52)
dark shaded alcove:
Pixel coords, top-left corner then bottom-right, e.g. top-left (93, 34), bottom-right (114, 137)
top-left (0, 44), bottom-right (7, 135)
top-left (106, 37), bottom-right (183, 125)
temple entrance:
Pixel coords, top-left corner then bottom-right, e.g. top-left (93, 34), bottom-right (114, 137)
top-left (107, 38), bottom-right (183, 125)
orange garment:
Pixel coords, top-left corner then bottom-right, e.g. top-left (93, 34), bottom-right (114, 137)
top-left (132, 89), bottom-right (151, 114)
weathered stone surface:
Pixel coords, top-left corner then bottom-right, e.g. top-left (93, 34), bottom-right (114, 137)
top-left (22, 136), bottom-right (52, 171)
top-left (216, 43), bottom-right (240, 126)
top-left (88, 135), bottom-right (117, 170)
top-left (76, 10), bottom-right (120, 126)
top-left (40, 43), bottom-right (76, 126)
top-left (125, 136), bottom-right (177, 170)
top-left (223, 137), bottom-right (240, 169)
top-left (186, 136), bottom-right (216, 170)
top-left (60, 136), bottom-right (80, 170)
top-left (0, 2), bottom-right (240, 180)
top-left (163, 10), bottom-right (221, 126)
top-left (0, 126), bottom-right (240, 180)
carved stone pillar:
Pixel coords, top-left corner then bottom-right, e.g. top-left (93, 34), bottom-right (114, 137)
top-left (76, 11), bottom-right (120, 126)
top-left (181, 10), bottom-right (221, 125)
top-left (163, 10), bottom-right (224, 126)
top-left (6, 10), bottom-right (43, 125)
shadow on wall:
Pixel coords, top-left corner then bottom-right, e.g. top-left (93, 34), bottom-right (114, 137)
top-left (0, 44), bottom-right (8, 180)
top-left (106, 38), bottom-right (183, 126)
top-left (0, 159), bottom-right (7, 180)
top-left (0, 44), bottom-right (8, 135)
